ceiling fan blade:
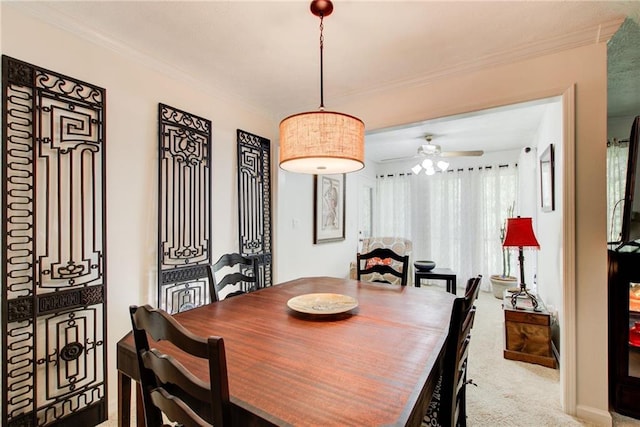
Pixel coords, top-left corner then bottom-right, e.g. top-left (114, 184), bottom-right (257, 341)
top-left (439, 150), bottom-right (484, 158)
top-left (380, 154), bottom-right (420, 163)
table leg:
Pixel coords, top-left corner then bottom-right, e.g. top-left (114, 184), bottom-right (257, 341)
top-left (415, 273), bottom-right (421, 287)
top-left (451, 277), bottom-right (457, 295)
top-left (118, 371), bottom-right (131, 427)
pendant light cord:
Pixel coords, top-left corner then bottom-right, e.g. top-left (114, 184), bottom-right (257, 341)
top-left (279, 0), bottom-right (364, 174)
top-left (319, 14), bottom-right (325, 110)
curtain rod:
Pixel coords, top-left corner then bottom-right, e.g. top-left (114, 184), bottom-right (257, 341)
top-left (607, 138), bottom-right (629, 147)
top-left (378, 172), bottom-right (409, 178)
top-left (457, 163), bottom-right (513, 171)
top-left (377, 163), bottom-right (516, 178)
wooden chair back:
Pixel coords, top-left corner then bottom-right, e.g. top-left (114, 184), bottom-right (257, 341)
top-left (211, 253), bottom-right (259, 301)
top-left (161, 264), bottom-right (216, 314)
top-left (438, 275), bottom-right (482, 427)
top-left (356, 247), bottom-right (410, 286)
top-left (129, 304), bottom-right (231, 427)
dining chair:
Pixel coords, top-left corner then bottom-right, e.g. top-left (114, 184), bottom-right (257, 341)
top-left (422, 275), bottom-right (481, 427)
top-left (160, 264), bottom-right (217, 314)
top-left (129, 304), bottom-right (231, 427)
top-left (356, 247), bottom-right (410, 286)
top-left (211, 253), bottom-right (259, 301)
top-left (350, 237), bottom-right (413, 284)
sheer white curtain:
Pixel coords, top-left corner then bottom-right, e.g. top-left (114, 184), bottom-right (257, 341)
top-left (375, 174), bottom-right (412, 239)
top-left (375, 165), bottom-right (517, 291)
top-left (607, 140), bottom-right (628, 243)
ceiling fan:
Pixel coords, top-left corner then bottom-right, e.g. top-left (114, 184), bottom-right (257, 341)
top-left (382, 135), bottom-right (484, 163)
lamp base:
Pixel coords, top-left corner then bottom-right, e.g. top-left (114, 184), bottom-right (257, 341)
top-left (510, 284), bottom-right (540, 312)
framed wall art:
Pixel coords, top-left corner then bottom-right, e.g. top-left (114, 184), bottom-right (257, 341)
top-left (314, 174), bottom-right (346, 243)
top-left (540, 144), bottom-right (555, 212)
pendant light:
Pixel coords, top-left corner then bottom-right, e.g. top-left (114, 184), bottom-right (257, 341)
top-left (279, 0), bottom-right (365, 174)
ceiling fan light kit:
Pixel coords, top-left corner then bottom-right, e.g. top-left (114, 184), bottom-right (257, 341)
top-left (418, 143), bottom-right (441, 156)
top-left (279, 0), bottom-right (365, 175)
top-left (382, 135), bottom-right (483, 175)
top-left (412, 158), bottom-right (449, 175)
top-left (437, 160), bottom-right (450, 171)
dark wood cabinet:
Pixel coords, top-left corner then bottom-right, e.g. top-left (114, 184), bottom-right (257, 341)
top-left (503, 296), bottom-right (558, 368)
top-left (608, 249), bottom-right (640, 420)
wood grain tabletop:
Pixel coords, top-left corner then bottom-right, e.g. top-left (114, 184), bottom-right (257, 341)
top-left (117, 276), bottom-right (455, 427)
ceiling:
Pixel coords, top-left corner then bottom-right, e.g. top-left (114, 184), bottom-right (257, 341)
top-left (10, 1), bottom-right (640, 163)
top-left (365, 98), bottom-right (558, 163)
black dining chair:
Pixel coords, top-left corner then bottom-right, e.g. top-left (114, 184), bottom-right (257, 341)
top-left (129, 304), bottom-right (231, 427)
top-left (211, 253), bottom-right (259, 301)
top-left (160, 264), bottom-right (217, 314)
top-left (422, 275), bottom-right (481, 427)
top-left (357, 247), bottom-right (409, 286)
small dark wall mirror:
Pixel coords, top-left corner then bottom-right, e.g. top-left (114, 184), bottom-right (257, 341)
top-left (540, 144), bottom-right (555, 212)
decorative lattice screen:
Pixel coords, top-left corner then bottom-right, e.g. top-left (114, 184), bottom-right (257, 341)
top-left (2, 55), bottom-right (107, 426)
top-left (237, 129), bottom-right (272, 287)
top-left (157, 104), bottom-right (212, 313)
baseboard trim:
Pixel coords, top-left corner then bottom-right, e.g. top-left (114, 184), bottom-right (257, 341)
top-left (576, 405), bottom-right (612, 426)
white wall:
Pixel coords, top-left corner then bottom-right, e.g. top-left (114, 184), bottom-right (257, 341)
top-left (356, 160), bottom-right (379, 240)
top-left (533, 101), bottom-right (564, 334)
top-left (518, 146), bottom-right (539, 217)
top-left (1, 5), bottom-right (276, 417)
top-left (274, 138), bottom-right (381, 284)
top-left (275, 168), bottom-right (367, 283)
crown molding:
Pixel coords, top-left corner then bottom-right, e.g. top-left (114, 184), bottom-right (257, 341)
top-left (10, 2), bottom-right (626, 122)
top-left (8, 2), bottom-right (269, 119)
top-left (333, 18), bottom-right (625, 106)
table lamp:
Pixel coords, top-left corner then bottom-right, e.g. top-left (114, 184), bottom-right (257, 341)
top-left (502, 216), bottom-right (541, 311)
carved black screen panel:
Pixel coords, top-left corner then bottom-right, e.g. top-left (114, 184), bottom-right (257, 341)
top-left (2, 56), bottom-right (107, 426)
top-left (237, 130), bottom-right (272, 288)
top-left (158, 104), bottom-right (212, 314)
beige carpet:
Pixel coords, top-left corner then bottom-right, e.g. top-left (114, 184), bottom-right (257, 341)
top-left (466, 289), bottom-right (640, 427)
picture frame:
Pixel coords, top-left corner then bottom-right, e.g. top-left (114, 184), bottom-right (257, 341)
top-left (540, 144), bottom-right (555, 212)
top-left (314, 174), bottom-right (346, 243)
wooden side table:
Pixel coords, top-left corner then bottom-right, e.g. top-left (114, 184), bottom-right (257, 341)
top-left (503, 294), bottom-right (557, 368)
top-left (414, 268), bottom-right (457, 294)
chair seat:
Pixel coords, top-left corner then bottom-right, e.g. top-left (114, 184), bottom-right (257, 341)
top-left (422, 375), bottom-right (443, 427)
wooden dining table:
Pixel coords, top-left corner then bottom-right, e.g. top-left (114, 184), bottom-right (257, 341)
top-left (117, 276), bottom-right (456, 427)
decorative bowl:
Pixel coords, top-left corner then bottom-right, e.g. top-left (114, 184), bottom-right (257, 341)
top-left (414, 260), bottom-right (436, 272)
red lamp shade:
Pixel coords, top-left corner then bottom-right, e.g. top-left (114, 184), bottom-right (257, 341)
top-left (502, 217), bottom-right (540, 249)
